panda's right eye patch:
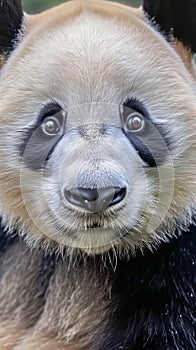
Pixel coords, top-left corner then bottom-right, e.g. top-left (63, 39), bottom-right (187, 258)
top-left (20, 103), bottom-right (67, 169)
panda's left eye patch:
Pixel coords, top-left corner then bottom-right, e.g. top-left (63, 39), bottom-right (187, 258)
top-left (120, 98), bottom-right (171, 167)
top-left (20, 103), bottom-right (67, 169)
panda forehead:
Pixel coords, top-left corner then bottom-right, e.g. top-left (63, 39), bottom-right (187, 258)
top-left (2, 14), bottom-right (186, 103)
top-left (19, 3), bottom-right (191, 74)
top-left (24, 11), bottom-right (166, 67)
top-left (0, 3), bottom-right (194, 117)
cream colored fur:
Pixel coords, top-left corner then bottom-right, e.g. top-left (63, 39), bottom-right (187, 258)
top-left (0, 0), bottom-right (195, 348)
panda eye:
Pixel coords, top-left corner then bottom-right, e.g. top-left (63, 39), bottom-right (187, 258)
top-left (120, 99), bottom-right (147, 134)
top-left (126, 112), bottom-right (145, 133)
top-left (41, 116), bottom-right (61, 137)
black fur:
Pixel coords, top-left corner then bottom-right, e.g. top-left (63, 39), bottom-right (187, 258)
top-left (121, 99), bottom-right (171, 168)
top-left (0, 0), bottom-right (23, 55)
top-left (20, 103), bottom-right (64, 170)
top-left (99, 224), bottom-right (196, 349)
top-left (143, 0), bottom-right (196, 52)
top-left (0, 222), bottom-right (195, 349)
top-left (0, 218), bottom-right (18, 255)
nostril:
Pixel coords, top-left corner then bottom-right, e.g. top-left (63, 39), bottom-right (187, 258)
top-left (63, 188), bottom-right (99, 208)
top-left (64, 188), bottom-right (84, 207)
top-left (110, 187), bottom-right (127, 206)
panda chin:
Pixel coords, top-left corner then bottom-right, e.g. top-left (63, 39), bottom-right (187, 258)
top-left (62, 227), bottom-right (123, 253)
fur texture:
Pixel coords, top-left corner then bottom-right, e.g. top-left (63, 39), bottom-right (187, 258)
top-left (0, 0), bottom-right (23, 55)
top-left (0, 0), bottom-right (195, 349)
top-left (143, 0), bottom-right (196, 51)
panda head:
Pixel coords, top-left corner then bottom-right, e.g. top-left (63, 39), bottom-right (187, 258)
top-left (0, 0), bottom-right (195, 256)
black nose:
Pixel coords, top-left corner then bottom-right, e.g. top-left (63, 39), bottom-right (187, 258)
top-left (63, 187), bottom-right (126, 212)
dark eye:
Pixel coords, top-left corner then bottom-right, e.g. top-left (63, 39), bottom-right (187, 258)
top-left (38, 103), bottom-right (67, 138)
top-left (41, 116), bottom-right (61, 136)
top-left (120, 99), bottom-right (146, 134)
top-left (126, 112), bottom-right (145, 133)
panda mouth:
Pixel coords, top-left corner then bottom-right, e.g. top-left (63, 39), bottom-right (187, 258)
top-left (87, 223), bottom-right (101, 229)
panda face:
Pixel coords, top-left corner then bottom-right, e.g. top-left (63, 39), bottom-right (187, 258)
top-left (0, 5), bottom-right (195, 255)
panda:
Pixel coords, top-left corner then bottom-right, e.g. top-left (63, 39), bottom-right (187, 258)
top-left (0, 0), bottom-right (195, 349)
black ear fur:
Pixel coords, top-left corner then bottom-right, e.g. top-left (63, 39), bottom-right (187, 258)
top-left (143, 0), bottom-right (196, 52)
top-left (0, 0), bottom-right (23, 55)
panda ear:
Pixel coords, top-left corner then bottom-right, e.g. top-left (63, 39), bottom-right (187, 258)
top-left (0, 0), bottom-right (23, 56)
top-left (143, 0), bottom-right (196, 52)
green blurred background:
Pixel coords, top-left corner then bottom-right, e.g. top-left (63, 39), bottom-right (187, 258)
top-left (23, 0), bottom-right (141, 13)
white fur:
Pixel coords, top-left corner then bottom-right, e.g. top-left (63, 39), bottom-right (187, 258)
top-left (0, 6), bottom-right (195, 256)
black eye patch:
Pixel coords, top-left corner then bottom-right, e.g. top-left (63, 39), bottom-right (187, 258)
top-left (20, 103), bottom-right (65, 170)
top-left (121, 99), bottom-right (171, 167)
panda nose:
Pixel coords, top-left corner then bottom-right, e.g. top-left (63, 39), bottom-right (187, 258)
top-left (63, 187), bottom-right (126, 212)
